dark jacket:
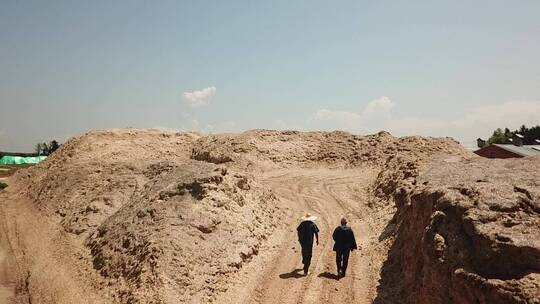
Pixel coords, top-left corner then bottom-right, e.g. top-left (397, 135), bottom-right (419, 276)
top-left (332, 225), bottom-right (357, 252)
top-left (297, 220), bottom-right (319, 247)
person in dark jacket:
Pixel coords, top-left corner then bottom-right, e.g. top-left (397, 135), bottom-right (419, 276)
top-left (297, 213), bottom-right (319, 275)
top-left (332, 217), bottom-right (357, 277)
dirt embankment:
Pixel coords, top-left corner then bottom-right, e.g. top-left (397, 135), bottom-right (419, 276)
top-left (86, 161), bottom-right (281, 303)
top-left (374, 156), bottom-right (540, 304)
top-left (191, 130), bottom-right (466, 170)
top-left (4, 128), bottom-right (537, 304)
top-left (2, 129), bottom-right (284, 303)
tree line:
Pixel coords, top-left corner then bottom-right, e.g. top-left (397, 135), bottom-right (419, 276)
top-left (35, 140), bottom-right (60, 156)
top-left (488, 125), bottom-right (540, 145)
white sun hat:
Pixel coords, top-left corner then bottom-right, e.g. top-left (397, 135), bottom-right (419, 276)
top-left (300, 213), bottom-right (317, 222)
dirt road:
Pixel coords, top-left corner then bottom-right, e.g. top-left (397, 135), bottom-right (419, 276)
top-left (1, 167), bottom-right (392, 304)
top-left (0, 231), bottom-right (16, 304)
top-left (216, 167), bottom-right (392, 304)
top-left (0, 189), bottom-right (109, 304)
top-left (0, 130), bottom-right (486, 303)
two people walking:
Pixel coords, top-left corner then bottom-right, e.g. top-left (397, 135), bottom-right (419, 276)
top-left (296, 213), bottom-right (357, 277)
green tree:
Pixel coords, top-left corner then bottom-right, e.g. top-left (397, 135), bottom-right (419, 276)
top-left (48, 140), bottom-right (60, 154)
top-left (35, 140), bottom-right (61, 156)
top-left (487, 125), bottom-right (540, 145)
top-left (519, 125), bottom-right (527, 135)
top-left (41, 142), bottom-right (49, 156)
top-left (35, 143), bottom-right (43, 155)
top-left (488, 128), bottom-right (509, 144)
top-left (521, 125), bottom-right (540, 144)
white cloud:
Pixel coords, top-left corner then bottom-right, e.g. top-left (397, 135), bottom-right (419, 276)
top-left (275, 119), bottom-right (305, 131)
top-left (176, 112), bottom-right (237, 134)
top-left (152, 126), bottom-right (181, 132)
top-left (386, 117), bottom-right (447, 136)
top-left (309, 97), bottom-right (539, 144)
top-left (311, 96), bottom-right (394, 132)
top-left (183, 86), bottom-right (216, 107)
top-left (387, 100), bottom-right (540, 142)
top-left (454, 101), bottom-right (540, 129)
top-left (312, 96), bottom-right (394, 123)
top-left (187, 119), bottom-right (200, 130)
top-left (363, 96), bottom-right (395, 116)
top-left (313, 109), bottom-right (362, 122)
top-left (203, 120), bottom-right (237, 134)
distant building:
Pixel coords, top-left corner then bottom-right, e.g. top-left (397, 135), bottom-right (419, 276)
top-left (474, 144), bottom-right (540, 159)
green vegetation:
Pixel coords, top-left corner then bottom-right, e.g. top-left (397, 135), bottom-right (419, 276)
top-left (0, 182), bottom-right (7, 191)
top-left (488, 125), bottom-right (540, 145)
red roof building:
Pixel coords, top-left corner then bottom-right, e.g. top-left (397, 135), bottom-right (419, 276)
top-left (474, 144), bottom-right (540, 159)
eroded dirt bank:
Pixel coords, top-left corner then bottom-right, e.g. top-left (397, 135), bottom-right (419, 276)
top-left (1, 128), bottom-right (537, 303)
top-left (374, 155), bottom-right (540, 304)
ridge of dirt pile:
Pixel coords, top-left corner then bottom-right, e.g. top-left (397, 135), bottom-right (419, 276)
top-left (86, 161), bottom-right (281, 303)
top-left (4, 129), bottom-right (283, 303)
top-left (375, 156), bottom-right (540, 304)
top-left (13, 129), bottom-right (200, 236)
top-left (192, 129), bottom-right (467, 169)
top-left (1, 128), bottom-right (477, 303)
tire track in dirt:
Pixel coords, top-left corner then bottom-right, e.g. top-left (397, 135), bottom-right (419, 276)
top-left (240, 168), bottom-right (388, 304)
top-left (321, 177), bottom-right (380, 303)
top-left (0, 205), bottom-right (17, 304)
top-left (251, 175), bottom-right (327, 304)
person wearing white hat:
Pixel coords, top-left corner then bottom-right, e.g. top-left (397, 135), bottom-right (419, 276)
top-left (296, 213), bottom-right (320, 275)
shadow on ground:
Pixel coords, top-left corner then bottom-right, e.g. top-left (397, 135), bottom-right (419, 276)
top-left (318, 271), bottom-right (340, 280)
top-left (373, 210), bottom-right (404, 304)
top-left (279, 269), bottom-right (304, 279)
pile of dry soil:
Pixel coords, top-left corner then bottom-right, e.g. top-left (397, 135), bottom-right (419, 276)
top-left (1, 128), bottom-right (537, 304)
top-left (374, 155), bottom-right (540, 304)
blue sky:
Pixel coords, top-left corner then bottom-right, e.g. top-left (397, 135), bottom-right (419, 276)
top-left (1, 0), bottom-right (539, 151)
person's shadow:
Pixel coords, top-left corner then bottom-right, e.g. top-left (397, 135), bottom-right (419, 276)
top-left (318, 271), bottom-right (340, 280)
top-left (279, 269), bottom-right (304, 279)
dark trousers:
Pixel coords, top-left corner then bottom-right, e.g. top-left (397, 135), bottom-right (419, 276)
top-left (336, 250), bottom-right (350, 274)
top-left (301, 244), bottom-right (313, 271)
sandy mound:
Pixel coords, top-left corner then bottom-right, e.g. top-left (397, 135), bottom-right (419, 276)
top-left (13, 129), bottom-right (199, 236)
top-left (192, 129), bottom-right (466, 169)
top-left (5, 129), bottom-right (283, 303)
top-left (4, 128), bottom-right (537, 304)
top-left (86, 161), bottom-right (281, 303)
top-left (375, 156), bottom-right (540, 303)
